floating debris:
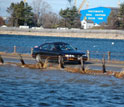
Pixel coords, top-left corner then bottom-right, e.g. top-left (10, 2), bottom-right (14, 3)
top-left (112, 42), bottom-right (115, 45)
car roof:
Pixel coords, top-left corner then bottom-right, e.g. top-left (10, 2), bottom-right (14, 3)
top-left (43, 42), bottom-right (68, 45)
top-left (53, 42), bottom-right (68, 45)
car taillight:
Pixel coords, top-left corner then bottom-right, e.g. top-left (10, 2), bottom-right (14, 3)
top-left (34, 46), bottom-right (38, 48)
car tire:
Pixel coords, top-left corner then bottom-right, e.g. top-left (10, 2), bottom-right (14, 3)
top-left (36, 54), bottom-right (42, 63)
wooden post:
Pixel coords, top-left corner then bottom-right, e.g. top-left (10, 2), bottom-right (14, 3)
top-left (14, 46), bottom-right (16, 53)
top-left (31, 48), bottom-right (33, 54)
top-left (80, 57), bottom-right (85, 71)
top-left (87, 50), bottom-right (90, 61)
top-left (0, 55), bottom-right (4, 64)
top-left (108, 51), bottom-right (111, 61)
top-left (102, 55), bottom-right (106, 73)
top-left (18, 54), bottom-right (25, 65)
top-left (58, 55), bottom-right (64, 68)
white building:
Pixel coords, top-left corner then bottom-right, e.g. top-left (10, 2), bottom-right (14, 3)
top-left (81, 19), bottom-right (95, 29)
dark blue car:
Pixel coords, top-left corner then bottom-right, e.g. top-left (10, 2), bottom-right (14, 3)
top-left (32, 42), bottom-right (87, 63)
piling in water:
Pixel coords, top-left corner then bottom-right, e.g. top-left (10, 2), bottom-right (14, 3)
top-left (80, 57), bottom-right (85, 72)
top-left (18, 54), bottom-right (25, 65)
top-left (102, 55), bottom-right (106, 73)
top-left (58, 56), bottom-right (64, 69)
top-left (0, 55), bottom-right (4, 64)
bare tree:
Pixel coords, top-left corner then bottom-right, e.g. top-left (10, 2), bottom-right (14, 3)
top-left (41, 12), bottom-right (60, 28)
top-left (0, 17), bottom-right (5, 26)
top-left (32, 0), bottom-right (51, 26)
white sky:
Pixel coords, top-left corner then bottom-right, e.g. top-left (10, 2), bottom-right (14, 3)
top-left (0, 0), bottom-right (124, 17)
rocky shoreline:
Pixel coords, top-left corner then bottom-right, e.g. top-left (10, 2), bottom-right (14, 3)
top-left (0, 27), bottom-right (124, 39)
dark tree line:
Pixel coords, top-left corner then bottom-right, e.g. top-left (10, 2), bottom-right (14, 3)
top-left (5, 0), bottom-right (80, 28)
top-left (6, 0), bottom-right (60, 28)
top-left (0, 0), bottom-right (124, 29)
top-left (59, 6), bottom-right (81, 28)
top-left (7, 1), bottom-right (34, 27)
top-left (107, 3), bottom-right (124, 29)
top-left (119, 3), bottom-right (124, 29)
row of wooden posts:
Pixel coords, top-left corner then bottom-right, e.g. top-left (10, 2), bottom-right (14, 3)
top-left (86, 50), bottom-right (111, 61)
top-left (13, 46), bottom-right (34, 55)
top-left (0, 54), bottom-right (106, 73)
top-left (13, 46), bottom-right (111, 61)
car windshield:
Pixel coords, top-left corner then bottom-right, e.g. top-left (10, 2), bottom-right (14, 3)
top-left (55, 44), bottom-right (75, 51)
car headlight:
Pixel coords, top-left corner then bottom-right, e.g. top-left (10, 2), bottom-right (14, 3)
top-left (82, 54), bottom-right (87, 57)
top-left (65, 54), bottom-right (75, 57)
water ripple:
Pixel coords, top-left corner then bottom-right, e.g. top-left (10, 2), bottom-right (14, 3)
top-left (0, 65), bottom-right (124, 106)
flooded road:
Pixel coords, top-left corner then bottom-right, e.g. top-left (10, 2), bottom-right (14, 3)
top-left (0, 65), bottom-right (124, 107)
top-left (1, 34), bottom-right (124, 106)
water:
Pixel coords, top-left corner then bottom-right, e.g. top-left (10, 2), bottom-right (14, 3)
top-left (0, 34), bottom-right (124, 106)
top-left (0, 34), bottom-right (124, 60)
top-left (0, 65), bottom-right (124, 107)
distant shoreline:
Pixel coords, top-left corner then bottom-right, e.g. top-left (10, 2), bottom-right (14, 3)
top-left (0, 27), bottom-right (124, 40)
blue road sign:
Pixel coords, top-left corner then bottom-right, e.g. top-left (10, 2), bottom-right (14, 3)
top-left (80, 7), bottom-right (111, 24)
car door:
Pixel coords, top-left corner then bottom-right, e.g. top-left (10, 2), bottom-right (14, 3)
top-left (39, 43), bottom-right (50, 59)
top-left (47, 44), bottom-right (60, 60)
top-left (39, 43), bottom-right (59, 60)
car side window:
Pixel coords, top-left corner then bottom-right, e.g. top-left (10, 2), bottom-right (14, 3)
top-left (49, 44), bottom-right (55, 51)
top-left (54, 44), bottom-right (61, 51)
top-left (41, 44), bottom-right (49, 50)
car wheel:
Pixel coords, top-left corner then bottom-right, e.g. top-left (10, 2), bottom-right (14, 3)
top-left (36, 54), bottom-right (42, 63)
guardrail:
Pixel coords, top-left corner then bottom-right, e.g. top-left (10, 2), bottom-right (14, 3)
top-left (0, 46), bottom-right (33, 54)
top-left (86, 50), bottom-right (124, 61)
top-left (0, 45), bottom-right (124, 61)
